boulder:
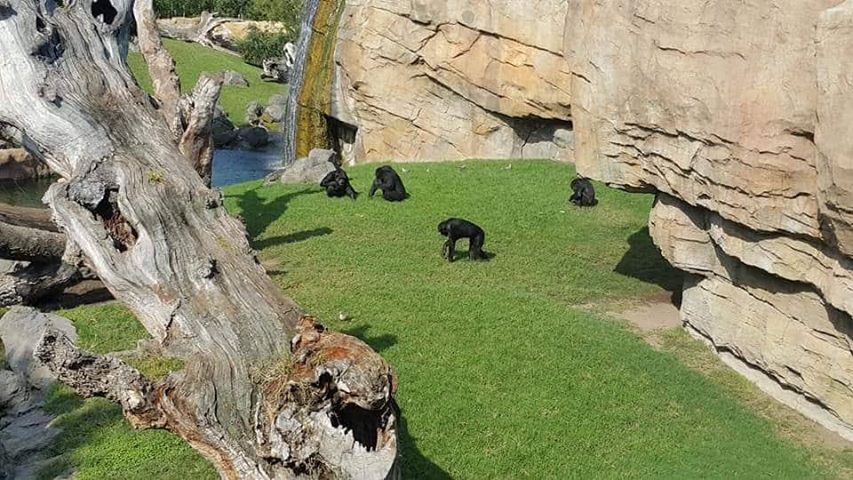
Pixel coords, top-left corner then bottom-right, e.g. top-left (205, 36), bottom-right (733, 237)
top-left (0, 306), bottom-right (78, 391)
top-left (238, 126), bottom-right (270, 150)
top-left (278, 149), bottom-right (340, 184)
top-left (263, 103), bottom-right (286, 124)
top-left (268, 94), bottom-right (287, 106)
top-left (245, 101), bottom-right (264, 126)
top-left (212, 107), bottom-right (238, 148)
top-left (222, 70), bottom-right (249, 87)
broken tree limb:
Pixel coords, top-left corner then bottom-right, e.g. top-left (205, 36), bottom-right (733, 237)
top-left (0, 2), bottom-right (398, 478)
top-left (133, 0), bottom-right (182, 136)
top-left (135, 0), bottom-right (223, 186)
top-left (0, 220), bottom-right (65, 263)
top-left (178, 74), bottom-right (223, 186)
top-left (0, 204), bottom-right (97, 306)
top-left (34, 327), bottom-right (163, 427)
top-left (0, 204), bottom-right (57, 232)
top-left (0, 262), bottom-right (83, 307)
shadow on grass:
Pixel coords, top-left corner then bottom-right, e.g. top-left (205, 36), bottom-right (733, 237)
top-left (228, 186), bottom-right (320, 238)
top-left (341, 324), bottom-right (398, 353)
top-left (615, 227), bottom-right (684, 294)
top-left (253, 227), bottom-right (333, 250)
top-left (38, 281), bottom-right (114, 312)
top-left (397, 414), bottom-right (452, 479)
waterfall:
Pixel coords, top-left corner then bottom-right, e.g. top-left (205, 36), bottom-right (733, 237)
top-left (282, 0), bottom-right (321, 167)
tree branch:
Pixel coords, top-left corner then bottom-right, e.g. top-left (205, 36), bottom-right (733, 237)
top-left (134, 0), bottom-right (182, 135)
top-left (34, 327), bottom-right (163, 427)
top-left (178, 74), bottom-right (223, 186)
top-left (0, 220), bottom-right (65, 263)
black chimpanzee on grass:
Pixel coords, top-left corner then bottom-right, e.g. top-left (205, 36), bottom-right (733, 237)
top-left (438, 218), bottom-right (488, 262)
top-left (320, 168), bottom-right (358, 200)
top-left (570, 176), bottom-right (597, 207)
top-left (369, 165), bottom-right (407, 201)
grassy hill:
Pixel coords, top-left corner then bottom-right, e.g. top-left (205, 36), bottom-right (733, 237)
top-left (127, 39), bottom-right (286, 126)
top-left (34, 161), bottom-right (853, 479)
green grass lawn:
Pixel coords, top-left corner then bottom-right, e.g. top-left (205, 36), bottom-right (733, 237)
top-left (127, 39), bottom-right (286, 125)
top-left (31, 161), bottom-right (851, 479)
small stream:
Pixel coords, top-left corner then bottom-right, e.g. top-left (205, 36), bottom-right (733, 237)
top-left (0, 148), bottom-right (283, 208)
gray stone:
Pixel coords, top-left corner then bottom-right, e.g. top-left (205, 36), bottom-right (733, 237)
top-left (279, 149), bottom-right (340, 184)
top-left (212, 107), bottom-right (237, 148)
top-left (0, 306), bottom-right (77, 391)
top-left (222, 70), bottom-right (249, 87)
top-left (238, 126), bottom-right (270, 150)
top-left (0, 370), bottom-right (25, 410)
top-left (268, 94), bottom-right (287, 106)
top-left (245, 101), bottom-right (264, 126)
top-left (263, 103), bottom-right (286, 124)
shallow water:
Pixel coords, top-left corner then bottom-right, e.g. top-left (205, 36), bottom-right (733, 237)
top-left (0, 148), bottom-right (283, 208)
top-left (211, 147), bottom-right (283, 187)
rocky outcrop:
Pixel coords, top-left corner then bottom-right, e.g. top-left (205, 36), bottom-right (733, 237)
top-left (288, 0), bottom-right (575, 164)
top-left (567, 1), bottom-right (853, 440)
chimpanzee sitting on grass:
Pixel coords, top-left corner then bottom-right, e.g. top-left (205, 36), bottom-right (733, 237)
top-left (320, 168), bottom-right (358, 200)
top-left (438, 218), bottom-right (488, 262)
top-left (569, 176), bottom-right (597, 207)
top-left (369, 166), bottom-right (407, 202)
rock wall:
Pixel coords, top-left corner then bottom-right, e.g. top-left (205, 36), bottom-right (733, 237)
top-left (323, 0), bottom-right (575, 163)
top-left (566, 0), bottom-right (853, 440)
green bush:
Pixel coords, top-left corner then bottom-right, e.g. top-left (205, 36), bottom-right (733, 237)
top-left (153, 0), bottom-right (251, 18)
top-left (153, 0), bottom-right (302, 23)
top-left (236, 27), bottom-right (291, 67)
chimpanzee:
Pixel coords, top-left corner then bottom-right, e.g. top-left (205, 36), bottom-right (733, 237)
top-left (369, 166), bottom-right (407, 202)
top-left (569, 176), bottom-right (597, 207)
top-left (438, 218), bottom-right (487, 262)
top-left (320, 168), bottom-right (358, 200)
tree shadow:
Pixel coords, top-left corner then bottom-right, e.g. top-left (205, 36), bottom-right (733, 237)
top-left (38, 280), bottom-right (114, 312)
top-left (614, 227), bottom-right (684, 293)
top-left (396, 413), bottom-right (452, 479)
top-left (253, 227), bottom-right (333, 250)
top-left (227, 186), bottom-right (320, 239)
top-left (341, 324), bottom-right (398, 353)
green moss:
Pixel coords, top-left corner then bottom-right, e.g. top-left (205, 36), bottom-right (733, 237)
top-left (126, 356), bottom-right (186, 380)
top-left (293, 0), bottom-right (346, 158)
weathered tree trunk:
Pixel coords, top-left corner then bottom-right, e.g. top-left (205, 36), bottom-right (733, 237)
top-left (0, 1), bottom-right (398, 478)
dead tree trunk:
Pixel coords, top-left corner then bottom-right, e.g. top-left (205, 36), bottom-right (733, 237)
top-left (0, 2), bottom-right (398, 478)
top-left (0, 204), bottom-right (95, 306)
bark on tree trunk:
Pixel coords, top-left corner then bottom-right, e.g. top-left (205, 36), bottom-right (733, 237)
top-left (0, 2), bottom-right (398, 478)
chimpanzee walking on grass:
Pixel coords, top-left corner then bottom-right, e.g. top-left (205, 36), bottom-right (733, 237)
top-left (438, 218), bottom-right (488, 262)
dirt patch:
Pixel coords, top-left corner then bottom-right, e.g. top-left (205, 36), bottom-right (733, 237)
top-left (610, 291), bottom-right (681, 338)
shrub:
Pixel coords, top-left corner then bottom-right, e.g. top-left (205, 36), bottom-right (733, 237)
top-left (236, 27), bottom-right (291, 67)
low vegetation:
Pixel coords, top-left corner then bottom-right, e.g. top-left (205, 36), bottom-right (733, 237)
top-left (127, 38), bottom-right (286, 125)
top-left (34, 161), bottom-right (852, 479)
